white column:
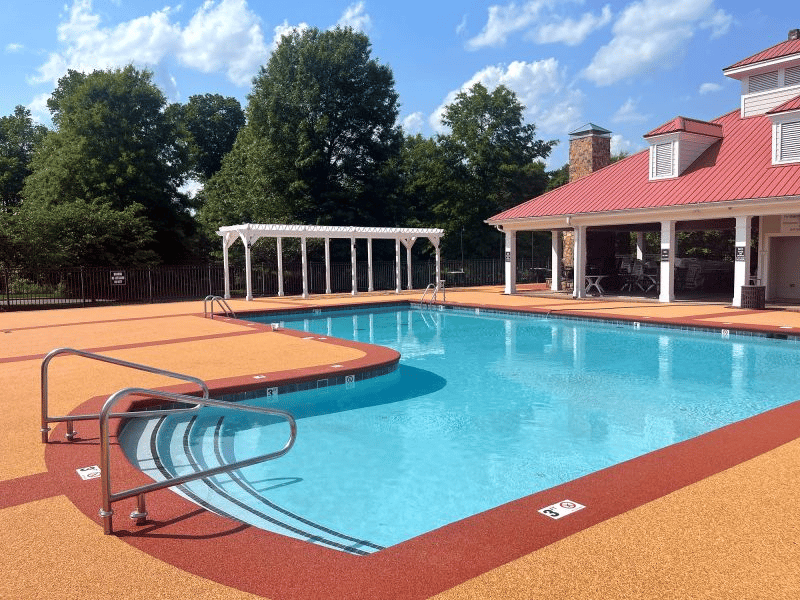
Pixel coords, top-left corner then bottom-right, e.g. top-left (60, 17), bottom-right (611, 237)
top-left (395, 238), bottom-right (402, 293)
top-left (301, 236), bottom-right (309, 299)
top-left (367, 238), bottom-right (374, 292)
top-left (222, 233), bottom-right (231, 299)
top-left (659, 220), bottom-right (676, 303)
top-left (551, 231), bottom-right (562, 291)
top-left (324, 237), bottom-right (331, 294)
top-left (573, 225), bottom-right (587, 298)
top-left (636, 232), bottom-right (646, 261)
top-left (732, 215), bottom-right (752, 307)
top-left (432, 238), bottom-right (441, 291)
top-left (241, 234), bottom-right (253, 301)
top-left (350, 237), bottom-right (358, 296)
top-left (407, 245), bottom-right (413, 290)
top-left (504, 229), bottom-right (517, 294)
top-left (276, 237), bottom-right (284, 297)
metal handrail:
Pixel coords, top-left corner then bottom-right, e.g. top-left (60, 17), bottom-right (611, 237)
top-left (421, 283), bottom-right (435, 304)
top-left (204, 295), bottom-right (236, 319)
top-left (41, 348), bottom-right (210, 443)
top-left (420, 280), bottom-right (446, 305)
top-left (99, 387), bottom-right (297, 534)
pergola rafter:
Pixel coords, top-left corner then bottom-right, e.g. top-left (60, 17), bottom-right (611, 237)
top-left (217, 224), bottom-right (445, 300)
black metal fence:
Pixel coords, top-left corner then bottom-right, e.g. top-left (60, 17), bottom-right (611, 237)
top-left (1, 257), bottom-right (550, 311)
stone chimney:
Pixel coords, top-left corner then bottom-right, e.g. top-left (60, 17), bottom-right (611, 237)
top-left (568, 123), bottom-right (612, 182)
top-left (789, 29), bottom-right (800, 41)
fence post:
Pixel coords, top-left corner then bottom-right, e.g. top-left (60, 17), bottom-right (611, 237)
top-left (4, 269), bottom-right (9, 309)
top-left (80, 266), bottom-right (85, 308)
top-left (148, 267), bottom-right (153, 304)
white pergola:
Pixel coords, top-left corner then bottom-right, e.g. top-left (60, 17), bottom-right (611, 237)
top-left (217, 224), bottom-right (445, 300)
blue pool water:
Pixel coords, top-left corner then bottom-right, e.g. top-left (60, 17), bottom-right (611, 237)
top-left (121, 306), bottom-right (800, 554)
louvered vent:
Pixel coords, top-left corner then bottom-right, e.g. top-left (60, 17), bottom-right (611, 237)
top-left (749, 70), bottom-right (779, 93)
top-left (653, 142), bottom-right (674, 178)
top-left (786, 65), bottom-right (800, 87)
top-left (780, 121), bottom-right (800, 162)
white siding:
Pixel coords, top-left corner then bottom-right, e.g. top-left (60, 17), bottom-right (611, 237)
top-left (677, 133), bottom-right (719, 174)
top-left (743, 85), bottom-right (800, 117)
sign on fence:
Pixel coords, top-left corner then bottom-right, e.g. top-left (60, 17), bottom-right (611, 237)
top-left (110, 271), bottom-right (126, 285)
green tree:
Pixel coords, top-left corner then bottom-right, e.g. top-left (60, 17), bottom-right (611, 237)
top-left (202, 26), bottom-right (402, 239)
top-left (0, 106), bottom-right (48, 210)
top-left (173, 94), bottom-right (245, 182)
top-left (429, 83), bottom-right (555, 258)
top-left (23, 66), bottom-right (194, 263)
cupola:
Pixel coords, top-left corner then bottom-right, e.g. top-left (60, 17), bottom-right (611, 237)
top-left (643, 117), bottom-right (723, 180)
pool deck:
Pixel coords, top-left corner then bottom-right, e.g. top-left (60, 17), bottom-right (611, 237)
top-left (2, 286), bottom-right (799, 599)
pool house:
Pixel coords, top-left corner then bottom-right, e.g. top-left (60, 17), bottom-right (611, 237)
top-left (487, 30), bottom-right (800, 308)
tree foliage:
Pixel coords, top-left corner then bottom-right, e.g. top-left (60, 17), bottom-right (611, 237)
top-left (22, 66), bottom-right (194, 264)
top-left (0, 106), bottom-right (48, 210)
top-left (202, 27), bottom-right (402, 242)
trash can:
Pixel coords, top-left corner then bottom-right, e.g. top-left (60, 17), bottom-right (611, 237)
top-left (740, 285), bottom-right (765, 309)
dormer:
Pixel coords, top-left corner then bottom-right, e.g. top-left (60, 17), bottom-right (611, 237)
top-left (643, 117), bottom-right (723, 180)
top-left (767, 96), bottom-right (800, 165)
top-left (723, 29), bottom-right (800, 118)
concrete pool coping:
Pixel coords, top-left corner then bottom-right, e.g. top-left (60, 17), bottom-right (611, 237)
top-left (2, 287), bottom-right (799, 599)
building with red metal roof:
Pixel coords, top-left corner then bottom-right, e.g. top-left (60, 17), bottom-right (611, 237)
top-left (487, 30), bottom-right (800, 307)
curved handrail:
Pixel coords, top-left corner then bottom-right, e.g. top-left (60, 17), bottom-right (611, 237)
top-left (99, 387), bottom-right (297, 534)
top-left (421, 283), bottom-right (436, 304)
top-left (41, 348), bottom-right (210, 443)
top-left (420, 280), bottom-right (446, 305)
top-left (204, 295), bottom-right (236, 319)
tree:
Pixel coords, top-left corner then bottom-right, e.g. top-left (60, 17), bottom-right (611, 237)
top-left (173, 94), bottom-right (245, 182)
top-left (23, 66), bottom-right (194, 263)
top-left (0, 106), bottom-right (48, 210)
top-left (427, 83), bottom-right (555, 257)
top-left (202, 26), bottom-right (402, 240)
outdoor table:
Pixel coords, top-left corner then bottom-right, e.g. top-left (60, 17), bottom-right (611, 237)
top-left (585, 274), bottom-right (607, 296)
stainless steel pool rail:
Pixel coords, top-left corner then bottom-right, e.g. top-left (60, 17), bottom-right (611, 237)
top-left (204, 295), bottom-right (236, 319)
top-left (99, 387), bottom-right (297, 534)
top-left (41, 348), bottom-right (211, 444)
top-left (421, 280), bottom-right (446, 305)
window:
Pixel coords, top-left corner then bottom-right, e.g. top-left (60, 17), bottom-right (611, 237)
top-left (749, 70), bottom-right (779, 93)
top-left (652, 142), bottom-right (674, 178)
top-left (786, 65), bottom-right (800, 87)
top-left (778, 120), bottom-right (800, 163)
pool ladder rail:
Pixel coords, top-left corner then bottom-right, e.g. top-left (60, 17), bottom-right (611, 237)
top-left (421, 280), bottom-right (446, 305)
top-left (203, 295), bottom-right (236, 319)
top-left (40, 347), bottom-right (297, 535)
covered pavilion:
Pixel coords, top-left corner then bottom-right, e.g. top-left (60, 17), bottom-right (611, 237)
top-left (217, 224), bottom-right (444, 300)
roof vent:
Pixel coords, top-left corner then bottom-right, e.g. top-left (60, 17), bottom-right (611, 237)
top-left (790, 29), bottom-right (800, 41)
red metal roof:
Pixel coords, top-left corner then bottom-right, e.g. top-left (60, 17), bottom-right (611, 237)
top-left (767, 94), bottom-right (800, 114)
top-left (723, 38), bottom-right (800, 71)
top-left (489, 109), bottom-right (800, 222)
top-left (644, 116), bottom-right (723, 138)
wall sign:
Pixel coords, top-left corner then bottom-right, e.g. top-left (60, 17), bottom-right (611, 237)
top-left (538, 499), bottom-right (585, 520)
top-left (781, 214), bottom-right (800, 233)
top-left (660, 248), bottom-right (670, 261)
top-left (735, 246), bottom-right (746, 261)
top-left (505, 251), bottom-right (511, 262)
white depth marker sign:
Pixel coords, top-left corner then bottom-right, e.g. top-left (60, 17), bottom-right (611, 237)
top-left (76, 465), bottom-right (101, 480)
top-left (538, 500), bottom-right (585, 520)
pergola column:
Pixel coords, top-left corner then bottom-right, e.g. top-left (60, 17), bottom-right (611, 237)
top-left (324, 237), bottom-right (331, 294)
top-left (222, 231), bottom-right (236, 299)
top-left (732, 216), bottom-right (752, 308)
top-left (572, 225), bottom-right (587, 298)
top-left (504, 229), bottom-right (517, 294)
top-left (636, 231), bottom-right (646, 260)
top-left (367, 238), bottom-right (374, 292)
top-left (276, 237), bottom-right (284, 297)
top-left (402, 238), bottom-right (416, 290)
top-left (301, 236), bottom-right (309, 299)
top-left (551, 230), bottom-right (562, 291)
top-left (659, 220), bottom-right (676, 303)
top-left (350, 237), bottom-right (358, 296)
top-left (395, 239), bottom-right (402, 293)
top-left (238, 230), bottom-right (258, 301)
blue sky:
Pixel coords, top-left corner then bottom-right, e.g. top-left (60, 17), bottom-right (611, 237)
top-left (1, 0), bottom-right (796, 168)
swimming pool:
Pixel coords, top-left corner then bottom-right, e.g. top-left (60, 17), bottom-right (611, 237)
top-left (120, 305), bottom-right (800, 554)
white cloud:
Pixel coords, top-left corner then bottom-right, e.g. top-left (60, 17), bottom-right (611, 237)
top-left (612, 97), bottom-right (649, 123)
top-left (430, 58), bottom-right (584, 139)
top-left (699, 82), bottom-right (723, 95)
top-left (271, 20), bottom-right (310, 50)
top-left (583, 0), bottom-right (733, 86)
top-left (31, 0), bottom-right (269, 88)
top-left (5, 43), bottom-right (24, 53)
top-left (532, 5), bottom-right (612, 46)
top-left (467, 1), bottom-right (551, 50)
top-left (337, 2), bottom-right (372, 32)
top-left (610, 133), bottom-right (640, 156)
top-left (402, 112), bottom-right (426, 134)
top-left (701, 8), bottom-right (732, 39)
top-left (456, 14), bottom-right (468, 36)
